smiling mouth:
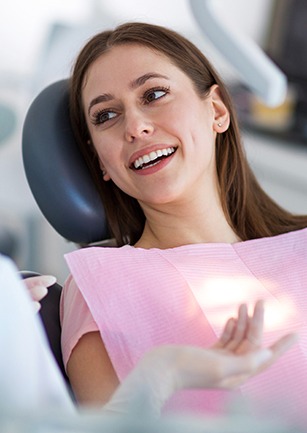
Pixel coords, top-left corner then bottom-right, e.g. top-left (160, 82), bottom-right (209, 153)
top-left (131, 147), bottom-right (177, 170)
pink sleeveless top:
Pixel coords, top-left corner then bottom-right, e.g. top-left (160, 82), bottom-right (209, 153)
top-left (60, 228), bottom-right (307, 422)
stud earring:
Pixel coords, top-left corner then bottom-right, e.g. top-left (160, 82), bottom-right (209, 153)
top-left (102, 169), bottom-right (106, 176)
top-left (217, 122), bottom-right (222, 127)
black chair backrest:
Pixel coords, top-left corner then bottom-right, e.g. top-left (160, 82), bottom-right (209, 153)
top-left (22, 79), bottom-right (110, 245)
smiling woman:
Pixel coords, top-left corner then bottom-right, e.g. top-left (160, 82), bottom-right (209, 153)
top-left (61, 21), bottom-right (307, 423)
top-left (78, 41), bottom-right (227, 232)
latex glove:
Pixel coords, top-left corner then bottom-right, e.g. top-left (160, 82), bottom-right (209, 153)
top-left (23, 275), bottom-right (57, 312)
top-left (103, 301), bottom-right (298, 417)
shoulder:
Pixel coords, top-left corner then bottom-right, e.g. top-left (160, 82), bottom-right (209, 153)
top-left (60, 274), bottom-right (81, 309)
top-left (60, 274), bottom-right (99, 369)
top-left (64, 245), bottom-right (169, 278)
top-left (238, 227), bottom-right (307, 249)
top-left (60, 274), bottom-right (96, 327)
top-left (64, 246), bottom-right (134, 269)
top-left (272, 227), bottom-right (307, 248)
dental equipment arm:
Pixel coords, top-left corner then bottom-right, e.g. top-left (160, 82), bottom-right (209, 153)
top-left (189, 0), bottom-right (287, 106)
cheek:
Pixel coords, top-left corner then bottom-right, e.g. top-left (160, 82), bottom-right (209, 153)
top-left (165, 97), bottom-right (207, 133)
top-left (188, 111), bottom-right (217, 170)
top-left (92, 134), bottom-right (119, 166)
top-left (162, 104), bottom-right (192, 137)
top-left (92, 146), bottom-right (108, 168)
top-left (168, 105), bottom-right (208, 148)
top-left (93, 138), bottom-right (129, 187)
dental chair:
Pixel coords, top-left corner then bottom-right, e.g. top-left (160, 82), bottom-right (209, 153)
top-left (22, 79), bottom-right (110, 384)
top-left (22, 79), bottom-right (109, 245)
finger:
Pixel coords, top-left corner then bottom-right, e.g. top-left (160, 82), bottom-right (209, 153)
top-left (246, 299), bottom-right (264, 346)
top-left (29, 285), bottom-right (48, 302)
top-left (213, 318), bottom-right (236, 349)
top-left (32, 301), bottom-right (41, 313)
top-left (268, 332), bottom-right (299, 362)
top-left (225, 304), bottom-right (248, 350)
top-left (247, 332), bottom-right (299, 375)
top-left (218, 332), bottom-right (298, 389)
top-left (235, 300), bottom-right (265, 354)
top-left (218, 348), bottom-right (273, 389)
top-left (24, 275), bottom-right (57, 289)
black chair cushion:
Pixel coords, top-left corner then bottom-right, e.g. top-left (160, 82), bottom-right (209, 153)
top-left (20, 271), bottom-right (69, 385)
top-left (22, 80), bottom-right (109, 244)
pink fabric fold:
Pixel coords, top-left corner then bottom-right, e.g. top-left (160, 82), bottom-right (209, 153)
top-left (63, 228), bottom-right (307, 422)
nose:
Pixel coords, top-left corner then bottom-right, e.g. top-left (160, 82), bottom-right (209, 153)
top-left (124, 108), bottom-right (154, 143)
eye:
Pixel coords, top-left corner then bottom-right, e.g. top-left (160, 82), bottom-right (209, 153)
top-left (91, 109), bottom-right (117, 126)
top-left (143, 86), bottom-right (170, 104)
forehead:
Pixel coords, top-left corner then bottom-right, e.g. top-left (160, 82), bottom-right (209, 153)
top-left (83, 44), bottom-right (186, 94)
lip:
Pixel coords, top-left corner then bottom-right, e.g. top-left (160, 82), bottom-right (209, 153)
top-left (131, 149), bottom-right (176, 176)
top-left (128, 144), bottom-right (177, 167)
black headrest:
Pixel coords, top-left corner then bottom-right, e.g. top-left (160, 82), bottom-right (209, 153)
top-left (22, 79), bottom-right (109, 244)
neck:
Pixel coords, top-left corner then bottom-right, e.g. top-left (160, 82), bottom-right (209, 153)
top-left (134, 198), bottom-right (240, 249)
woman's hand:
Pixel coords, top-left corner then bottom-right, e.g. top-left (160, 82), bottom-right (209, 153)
top-left (103, 300), bottom-right (298, 416)
top-left (174, 300), bottom-right (298, 390)
top-left (24, 275), bottom-right (57, 312)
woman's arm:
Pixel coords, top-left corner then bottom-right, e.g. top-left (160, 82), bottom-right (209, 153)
top-left (103, 300), bottom-right (298, 416)
top-left (66, 300), bottom-right (298, 412)
top-left (67, 331), bottom-right (119, 406)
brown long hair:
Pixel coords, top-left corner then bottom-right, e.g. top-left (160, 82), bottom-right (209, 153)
top-left (69, 22), bottom-right (307, 246)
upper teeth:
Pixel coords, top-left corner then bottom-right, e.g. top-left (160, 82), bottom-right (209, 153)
top-left (133, 147), bottom-right (175, 169)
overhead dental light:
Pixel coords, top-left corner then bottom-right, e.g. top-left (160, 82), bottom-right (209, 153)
top-left (189, 0), bottom-right (287, 107)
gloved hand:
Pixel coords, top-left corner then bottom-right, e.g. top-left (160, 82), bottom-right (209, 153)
top-left (23, 275), bottom-right (57, 312)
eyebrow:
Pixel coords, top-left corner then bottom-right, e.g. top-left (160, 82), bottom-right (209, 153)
top-left (88, 93), bottom-right (113, 115)
top-left (87, 72), bottom-right (169, 115)
top-left (130, 72), bottom-right (169, 89)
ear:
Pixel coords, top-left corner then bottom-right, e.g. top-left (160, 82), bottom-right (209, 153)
top-left (98, 159), bottom-right (111, 181)
top-left (209, 84), bottom-right (230, 133)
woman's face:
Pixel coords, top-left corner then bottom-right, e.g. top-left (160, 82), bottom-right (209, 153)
top-left (82, 44), bottom-right (228, 207)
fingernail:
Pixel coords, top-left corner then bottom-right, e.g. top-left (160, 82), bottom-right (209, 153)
top-left (41, 275), bottom-right (57, 286)
top-left (31, 285), bottom-right (48, 299)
